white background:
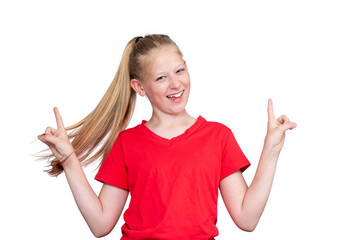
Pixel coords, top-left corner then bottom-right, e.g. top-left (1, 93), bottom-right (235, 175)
top-left (1, 0), bottom-right (341, 239)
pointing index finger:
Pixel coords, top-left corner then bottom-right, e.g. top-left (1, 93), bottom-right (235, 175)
top-left (267, 98), bottom-right (275, 120)
top-left (54, 107), bottom-right (65, 129)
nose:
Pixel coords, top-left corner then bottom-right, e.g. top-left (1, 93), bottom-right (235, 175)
top-left (169, 75), bottom-right (181, 89)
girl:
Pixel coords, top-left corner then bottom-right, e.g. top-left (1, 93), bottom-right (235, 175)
top-left (38, 34), bottom-right (296, 239)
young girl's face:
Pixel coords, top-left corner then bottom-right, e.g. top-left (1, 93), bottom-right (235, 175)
top-left (139, 46), bottom-right (190, 116)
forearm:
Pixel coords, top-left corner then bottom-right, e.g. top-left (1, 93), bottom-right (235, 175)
top-left (38, 108), bottom-right (118, 237)
top-left (240, 143), bottom-right (280, 230)
top-left (62, 154), bottom-right (107, 236)
top-left (221, 99), bottom-right (296, 232)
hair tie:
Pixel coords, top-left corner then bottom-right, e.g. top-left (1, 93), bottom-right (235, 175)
top-left (135, 36), bottom-right (143, 43)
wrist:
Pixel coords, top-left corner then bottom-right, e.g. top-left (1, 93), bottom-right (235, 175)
top-left (263, 139), bottom-right (281, 158)
top-left (61, 152), bottom-right (79, 171)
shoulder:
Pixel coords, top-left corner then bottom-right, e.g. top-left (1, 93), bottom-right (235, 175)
top-left (117, 122), bottom-right (145, 141)
top-left (201, 116), bottom-right (233, 135)
top-left (195, 116), bottom-right (234, 143)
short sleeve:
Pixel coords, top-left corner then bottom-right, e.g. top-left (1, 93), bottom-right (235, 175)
top-left (95, 134), bottom-right (129, 190)
top-left (220, 128), bottom-right (251, 181)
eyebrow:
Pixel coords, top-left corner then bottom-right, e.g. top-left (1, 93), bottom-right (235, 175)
top-left (152, 63), bottom-right (186, 79)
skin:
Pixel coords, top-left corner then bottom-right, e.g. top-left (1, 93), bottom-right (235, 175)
top-left (39, 107), bottom-right (129, 237)
top-left (38, 46), bottom-right (296, 236)
top-left (219, 99), bottom-right (296, 231)
top-left (130, 46), bottom-right (197, 139)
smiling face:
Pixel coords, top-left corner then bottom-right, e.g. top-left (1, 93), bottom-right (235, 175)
top-left (132, 45), bottom-right (191, 116)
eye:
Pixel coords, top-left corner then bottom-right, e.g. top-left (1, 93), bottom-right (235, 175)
top-left (176, 68), bottom-right (185, 74)
top-left (156, 76), bottom-right (166, 81)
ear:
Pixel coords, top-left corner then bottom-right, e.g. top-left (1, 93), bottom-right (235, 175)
top-left (184, 60), bottom-right (187, 68)
top-left (130, 79), bottom-right (145, 97)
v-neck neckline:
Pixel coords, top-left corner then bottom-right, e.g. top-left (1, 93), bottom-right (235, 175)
top-left (140, 115), bottom-right (205, 144)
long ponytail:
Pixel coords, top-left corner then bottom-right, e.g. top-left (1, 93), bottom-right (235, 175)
top-left (44, 38), bottom-right (136, 176)
top-left (40, 34), bottom-right (181, 176)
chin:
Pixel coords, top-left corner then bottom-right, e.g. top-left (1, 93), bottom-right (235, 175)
top-left (168, 104), bottom-right (188, 115)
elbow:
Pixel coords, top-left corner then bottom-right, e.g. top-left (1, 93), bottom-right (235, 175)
top-left (93, 233), bottom-right (103, 238)
top-left (89, 215), bottom-right (120, 238)
top-left (94, 234), bottom-right (107, 238)
top-left (235, 219), bottom-right (258, 232)
top-left (238, 224), bottom-right (257, 232)
top-left (92, 229), bottom-right (111, 238)
top-left (90, 224), bottom-right (113, 238)
top-left (232, 212), bottom-right (261, 232)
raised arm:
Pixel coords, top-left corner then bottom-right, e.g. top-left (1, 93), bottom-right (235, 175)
top-left (38, 107), bottom-right (128, 237)
top-left (219, 99), bottom-right (296, 232)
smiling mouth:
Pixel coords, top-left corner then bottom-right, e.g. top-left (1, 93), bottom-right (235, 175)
top-left (166, 90), bottom-right (184, 98)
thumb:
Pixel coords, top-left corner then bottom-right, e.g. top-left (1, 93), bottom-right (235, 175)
top-left (279, 121), bottom-right (297, 132)
top-left (38, 134), bottom-right (57, 145)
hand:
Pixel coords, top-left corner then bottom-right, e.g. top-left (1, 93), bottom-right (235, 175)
top-left (265, 99), bottom-right (297, 153)
top-left (38, 107), bottom-right (75, 163)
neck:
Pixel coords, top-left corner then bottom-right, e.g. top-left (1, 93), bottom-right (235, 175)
top-left (147, 109), bottom-right (195, 129)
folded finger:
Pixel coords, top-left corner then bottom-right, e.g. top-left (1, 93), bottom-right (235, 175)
top-left (45, 126), bottom-right (56, 135)
top-left (277, 115), bottom-right (290, 124)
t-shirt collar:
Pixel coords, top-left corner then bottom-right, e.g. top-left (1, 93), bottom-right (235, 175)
top-left (140, 115), bottom-right (206, 144)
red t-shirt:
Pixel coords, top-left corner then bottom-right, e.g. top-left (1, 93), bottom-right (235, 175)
top-left (95, 116), bottom-right (250, 240)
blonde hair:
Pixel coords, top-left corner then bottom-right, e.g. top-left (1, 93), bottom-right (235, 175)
top-left (41, 34), bottom-right (182, 176)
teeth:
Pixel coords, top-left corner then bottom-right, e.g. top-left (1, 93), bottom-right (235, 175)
top-left (167, 91), bottom-right (183, 98)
